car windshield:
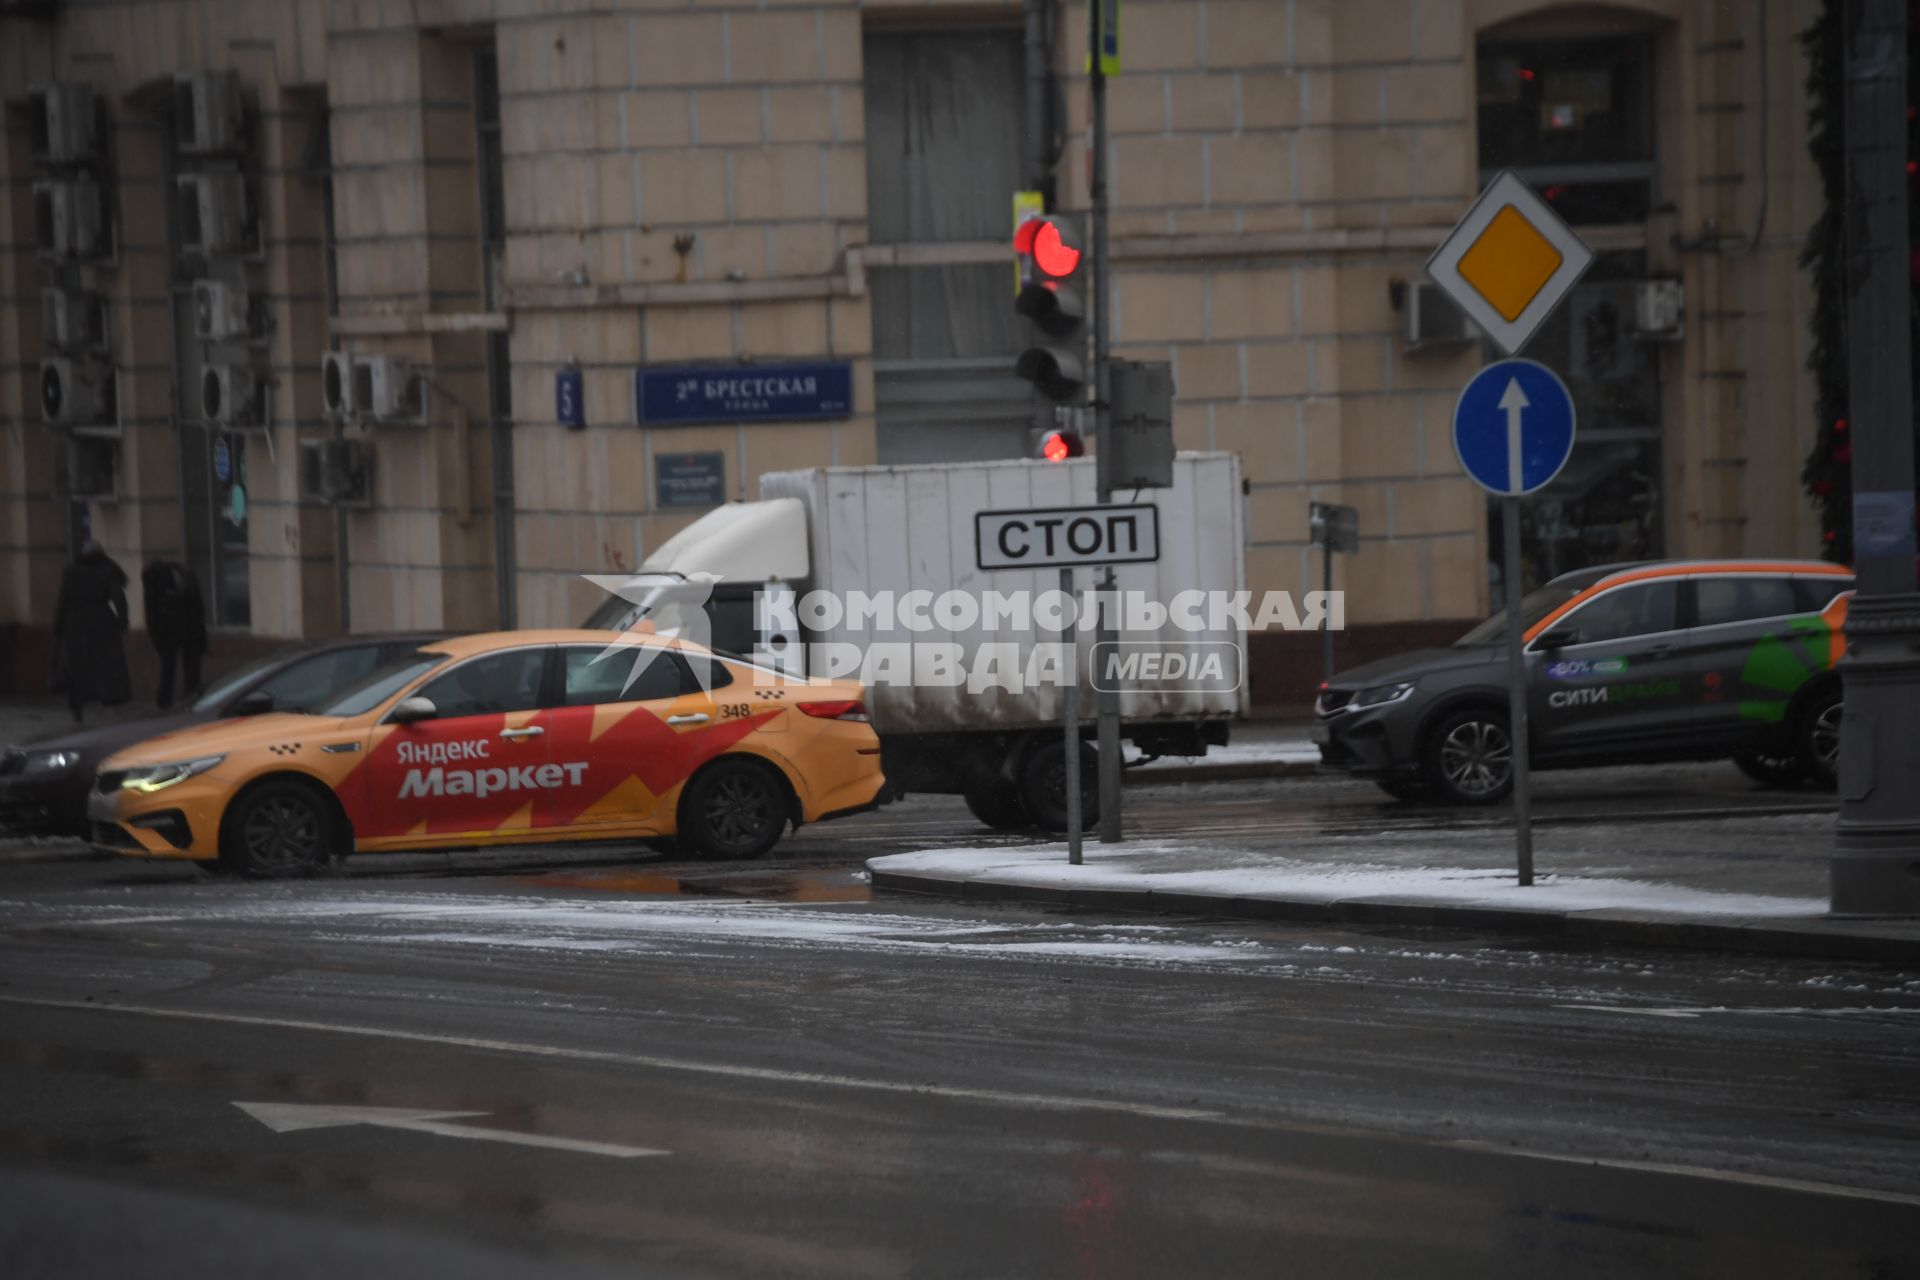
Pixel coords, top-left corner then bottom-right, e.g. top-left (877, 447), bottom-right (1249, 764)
top-left (189, 653), bottom-right (289, 711)
top-left (315, 652), bottom-right (448, 717)
top-left (1455, 581), bottom-right (1591, 647)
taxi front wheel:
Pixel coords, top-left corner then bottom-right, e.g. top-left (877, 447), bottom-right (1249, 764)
top-left (221, 779), bottom-right (334, 878)
top-left (680, 760), bottom-right (789, 861)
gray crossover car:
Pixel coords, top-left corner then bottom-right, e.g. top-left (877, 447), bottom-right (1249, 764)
top-left (1313, 559), bottom-right (1854, 804)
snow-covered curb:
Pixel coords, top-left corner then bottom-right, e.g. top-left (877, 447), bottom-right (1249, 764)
top-left (870, 843), bottom-right (1824, 919)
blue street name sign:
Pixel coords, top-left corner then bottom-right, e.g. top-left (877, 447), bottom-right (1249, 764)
top-left (1451, 358), bottom-right (1576, 497)
top-left (656, 451), bottom-right (726, 509)
top-left (556, 367), bottom-right (585, 429)
top-left (636, 361), bottom-right (853, 427)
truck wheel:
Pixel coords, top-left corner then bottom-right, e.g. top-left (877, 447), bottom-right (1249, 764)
top-left (679, 759), bottom-right (788, 861)
top-left (1019, 741), bottom-right (1099, 833)
top-left (1422, 708), bottom-right (1513, 805)
top-left (221, 779), bottom-right (332, 878)
top-left (1795, 689), bottom-right (1843, 790)
top-left (963, 779), bottom-right (1031, 831)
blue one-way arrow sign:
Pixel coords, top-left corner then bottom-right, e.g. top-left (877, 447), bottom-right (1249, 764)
top-left (1451, 358), bottom-right (1576, 496)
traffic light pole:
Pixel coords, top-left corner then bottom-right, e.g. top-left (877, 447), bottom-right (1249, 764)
top-left (1831, 0), bottom-right (1920, 914)
top-left (1089, 0), bottom-right (1123, 843)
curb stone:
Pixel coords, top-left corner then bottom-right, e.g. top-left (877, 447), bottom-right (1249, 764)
top-left (866, 866), bottom-right (1920, 965)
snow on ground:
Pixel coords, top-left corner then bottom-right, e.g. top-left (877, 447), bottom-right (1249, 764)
top-left (1135, 739), bottom-right (1318, 768)
top-left (869, 843), bottom-right (1828, 919)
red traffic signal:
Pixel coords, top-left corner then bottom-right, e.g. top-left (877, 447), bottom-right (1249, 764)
top-left (1014, 217), bottom-right (1081, 278)
top-left (1040, 429), bottom-right (1084, 462)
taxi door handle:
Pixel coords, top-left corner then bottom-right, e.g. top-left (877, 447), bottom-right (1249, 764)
top-left (666, 713), bottom-right (708, 725)
top-left (500, 727), bottom-right (545, 739)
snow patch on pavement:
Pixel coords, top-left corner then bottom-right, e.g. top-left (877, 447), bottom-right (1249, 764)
top-left (869, 843), bottom-right (1827, 919)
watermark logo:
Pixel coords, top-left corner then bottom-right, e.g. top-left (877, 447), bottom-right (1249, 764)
top-left (580, 572), bottom-right (720, 695)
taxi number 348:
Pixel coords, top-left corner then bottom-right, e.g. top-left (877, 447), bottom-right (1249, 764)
top-left (718, 703), bottom-right (755, 720)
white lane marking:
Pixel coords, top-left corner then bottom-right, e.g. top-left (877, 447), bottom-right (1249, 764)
top-left (4, 995), bottom-right (1221, 1123)
top-left (1444, 1141), bottom-right (1920, 1209)
top-left (233, 1101), bottom-right (668, 1159)
top-left (1561, 1004), bottom-right (1920, 1020)
top-left (11, 995), bottom-right (1920, 1208)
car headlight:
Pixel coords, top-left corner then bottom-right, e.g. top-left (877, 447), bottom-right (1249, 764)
top-left (23, 749), bottom-right (82, 774)
top-left (1352, 681), bottom-right (1416, 709)
top-left (119, 755), bottom-right (226, 793)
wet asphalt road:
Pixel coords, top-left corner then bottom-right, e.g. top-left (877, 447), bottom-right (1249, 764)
top-left (2, 767), bottom-right (1916, 1277)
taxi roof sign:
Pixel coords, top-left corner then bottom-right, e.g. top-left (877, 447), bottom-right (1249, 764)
top-left (1426, 171), bottom-right (1594, 356)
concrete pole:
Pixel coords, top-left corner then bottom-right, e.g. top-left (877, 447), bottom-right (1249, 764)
top-left (1089, 0), bottom-right (1123, 842)
top-left (1831, 0), bottom-right (1920, 914)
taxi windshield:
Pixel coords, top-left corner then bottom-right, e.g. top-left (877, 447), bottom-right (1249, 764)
top-left (316, 652), bottom-right (447, 717)
top-left (1455, 581), bottom-right (1590, 647)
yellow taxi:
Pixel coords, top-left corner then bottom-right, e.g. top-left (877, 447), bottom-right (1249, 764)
top-left (88, 630), bottom-right (886, 875)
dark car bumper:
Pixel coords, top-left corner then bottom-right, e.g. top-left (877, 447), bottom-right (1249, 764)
top-left (0, 773), bottom-right (92, 837)
top-left (1312, 694), bottom-right (1428, 780)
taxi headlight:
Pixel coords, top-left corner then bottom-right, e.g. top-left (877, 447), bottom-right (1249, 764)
top-left (120, 755), bottom-right (226, 793)
top-left (1352, 681), bottom-right (1416, 709)
top-left (23, 749), bottom-right (82, 774)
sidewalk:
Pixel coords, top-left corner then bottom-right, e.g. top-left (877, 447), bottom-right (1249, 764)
top-left (1130, 721), bottom-right (1318, 782)
top-left (867, 810), bottom-right (1920, 965)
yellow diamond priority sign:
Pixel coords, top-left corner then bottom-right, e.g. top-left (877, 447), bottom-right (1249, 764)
top-left (1427, 171), bottom-right (1593, 356)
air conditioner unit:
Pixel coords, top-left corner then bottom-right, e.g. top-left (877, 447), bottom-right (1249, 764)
top-left (41, 288), bottom-right (109, 354)
top-left (1632, 279), bottom-right (1685, 341)
top-left (200, 363), bottom-right (266, 428)
top-left (192, 279), bottom-right (250, 341)
top-left (320, 351), bottom-right (357, 420)
top-left (175, 173), bottom-right (251, 256)
top-left (40, 357), bottom-right (116, 429)
top-left (1404, 280), bottom-right (1475, 350)
top-left (174, 71), bottom-right (245, 155)
top-left (298, 438), bottom-right (373, 505)
top-left (28, 84), bottom-right (101, 167)
top-left (32, 178), bottom-right (106, 261)
top-left (69, 437), bottom-right (121, 501)
top-left (351, 355), bottom-right (426, 424)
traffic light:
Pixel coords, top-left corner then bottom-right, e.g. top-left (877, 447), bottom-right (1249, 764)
top-left (1039, 427), bottom-right (1084, 462)
top-left (1013, 212), bottom-right (1087, 401)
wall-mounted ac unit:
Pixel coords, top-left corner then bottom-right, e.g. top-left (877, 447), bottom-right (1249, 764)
top-left (1632, 279), bottom-right (1685, 342)
top-left (352, 355), bottom-right (426, 424)
top-left (28, 83), bottom-right (101, 167)
top-left (41, 287), bottom-right (109, 354)
top-left (298, 438), bottom-right (372, 505)
top-left (192, 279), bottom-right (250, 341)
top-left (69, 436), bottom-right (121, 501)
top-left (32, 178), bottom-right (106, 261)
top-left (320, 351), bottom-right (357, 420)
top-left (1404, 280), bottom-right (1475, 350)
top-left (40, 357), bottom-right (116, 429)
top-left (175, 173), bottom-right (250, 256)
top-left (174, 71), bottom-right (245, 155)
top-left (200, 363), bottom-right (266, 428)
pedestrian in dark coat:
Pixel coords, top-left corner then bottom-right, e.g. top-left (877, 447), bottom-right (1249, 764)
top-left (52, 541), bottom-right (132, 723)
top-left (141, 559), bottom-right (208, 710)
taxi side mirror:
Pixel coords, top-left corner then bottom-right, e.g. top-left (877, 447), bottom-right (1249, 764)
top-left (390, 696), bottom-right (438, 724)
top-left (231, 690), bottom-right (273, 716)
top-left (1534, 627), bottom-right (1579, 651)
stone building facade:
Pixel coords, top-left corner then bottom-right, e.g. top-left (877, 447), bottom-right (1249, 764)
top-left (0, 0), bottom-right (1826, 707)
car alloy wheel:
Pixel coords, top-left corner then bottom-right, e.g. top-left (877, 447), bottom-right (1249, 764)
top-left (682, 760), bottom-right (787, 861)
top-left (1436, 717), bottom-right (1512, 802)
top-left (1801, 693), bottom-right (1843, 789)
top-left (705, 773), bottom-right (776, 848)
top-left (226, 781), bottom-right (330, 878)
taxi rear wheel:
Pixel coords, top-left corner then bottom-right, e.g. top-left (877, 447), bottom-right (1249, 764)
top-left (222, 779), bottom-right (333, 878)
top-left (680, 760), bottom-right (789, 861)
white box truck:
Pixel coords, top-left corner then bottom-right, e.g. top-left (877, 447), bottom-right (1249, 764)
top-left (584, 453), bottom-right (1248, 830)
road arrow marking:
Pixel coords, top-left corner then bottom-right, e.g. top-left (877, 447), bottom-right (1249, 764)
top-left (1497, 377), bottom-right (1530, 493)
top-left (233, 1101), bottom-right (669, 1159)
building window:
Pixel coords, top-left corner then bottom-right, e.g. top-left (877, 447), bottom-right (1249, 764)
top-left (863, 25), bottom-right (1031, 463)
top-left (1477, 34), bottom-right (1656, 225)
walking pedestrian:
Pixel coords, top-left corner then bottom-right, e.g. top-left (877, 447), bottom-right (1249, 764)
top-left (141, 558), bottom-right (208, 710)
top-left (51, 541), bottom-right (132, 724)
